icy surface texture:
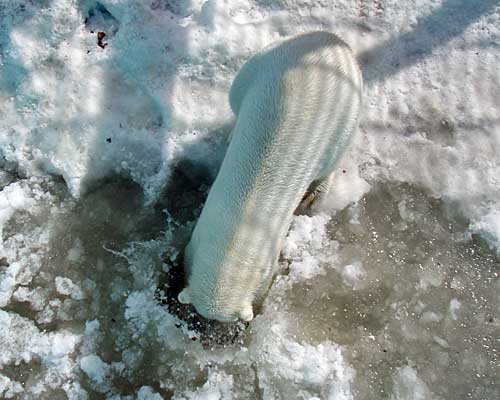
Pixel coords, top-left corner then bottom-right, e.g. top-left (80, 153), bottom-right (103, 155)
top-left (1, 0), bottom-right (499, 399)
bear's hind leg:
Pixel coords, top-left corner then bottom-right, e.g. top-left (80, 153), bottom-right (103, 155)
top-left (297, 174), bottom-right (334, 213)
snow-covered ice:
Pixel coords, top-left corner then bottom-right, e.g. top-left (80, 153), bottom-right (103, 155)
top-left (1, 0), bottom-right (499, 399)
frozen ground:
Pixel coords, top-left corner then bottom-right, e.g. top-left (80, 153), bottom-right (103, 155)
top-left (1, 0), bottom-right (499, 399)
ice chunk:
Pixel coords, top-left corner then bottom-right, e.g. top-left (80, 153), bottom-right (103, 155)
top-left (470, 210), bottom-right (500, 255)
top-left (81, 320), bottom-right (101, 355)
top-left (283, 214), bottom-right (331, 257)
top-left (0, 310), bottom-right (41, 366)
top-left (67, 238), bottom-right (84, 263)
top-left (80, 354), bottom-right (110, 386)
top-left (0, 262), bottom-right (23, 307)
top-left (174, 370), bottom-right (233, 400)
top-left (0, 309), bottom-right (80, 385)
top-left (0, 182), bottom-right (36, 255)
top-left (322, 156), bottom-right (371, 212)
top-left (0, 373), bottom-right (24, 399)
top-left (55, 277), bottom-right (85, 300)
top-left (391, 367), bottom-right (432, 400)
top-left (51, 332), bottom-right (81, 358)
top-left (341, 262), bottom-right (367, 290)
top-left (433, 336), bottom-right (449, 349)
top-left (449, 298), bottom-right (461, 320)
top-left (288, 255), bottom-right (324, 280)
top-left (12, 286), bottom-right (46, 311)
top-left (282, 214), bottom-right (335, 280)
top-left (251, 317), bottom-right (354, 399)
top-left (420, 311), bottom-right (443, 323)
top-left (137, 386), bottom-right (164, 400)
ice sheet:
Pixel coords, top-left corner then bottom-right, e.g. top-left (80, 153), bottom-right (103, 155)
top-left (1, 0), bottom-right (499, 399)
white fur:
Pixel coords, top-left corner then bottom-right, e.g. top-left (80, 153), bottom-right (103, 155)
top-left (179, 31), bottom-right (363, 322)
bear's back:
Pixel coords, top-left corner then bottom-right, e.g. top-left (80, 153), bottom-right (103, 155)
top-left (229, 31), bottom-right (358, 116)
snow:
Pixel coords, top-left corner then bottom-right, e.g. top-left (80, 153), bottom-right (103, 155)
top-left (1, 0), bottom-right (500, 399)
top-left (250, 317), bottom-right (354, 400)
top-left (282, 213), bottom-right (335, 279)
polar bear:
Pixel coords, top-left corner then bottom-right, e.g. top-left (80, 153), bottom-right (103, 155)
top-left (178, 31), bottom-right (363, 322)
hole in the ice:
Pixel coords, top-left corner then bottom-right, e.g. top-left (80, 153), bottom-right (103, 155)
top-left (158, 252), bottom-right (250, 349)
top-left (154, 158), bottom-right (252, 347)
